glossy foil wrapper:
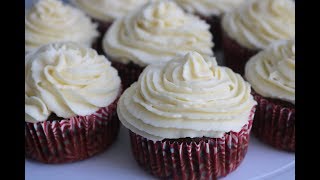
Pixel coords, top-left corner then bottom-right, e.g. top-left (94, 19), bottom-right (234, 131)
top-left (25, 94), bottom-right (121, 163)
top-left (222, 30), bottom-right (259, 75)
top-left (252, 91), bottom-right (295, 152)
top-left (129, 107), bottom-right (256, 179)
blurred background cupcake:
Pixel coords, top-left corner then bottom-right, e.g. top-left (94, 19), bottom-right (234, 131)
top-left (70, 0), bottom-right (149, 53)
top-left (175, 0), bottom-right (246, 50)
top-left (117, 51), bottom-right (257, 179)
top-left (221, 0), bottom-right (295, 75)
top-left (25, 42), bottom-right (122, 163)
top-left (245, 39), bottom-right (295, 152)
top-left (103, 0), bottom-right (214, 89)
top-left (25, 0), bottom-right (99, 54)
top-left (70, 0), bottom-right (148, 33)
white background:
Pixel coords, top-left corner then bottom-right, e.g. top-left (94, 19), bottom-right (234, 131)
top-left (25, 0), bottom-right (295, 179)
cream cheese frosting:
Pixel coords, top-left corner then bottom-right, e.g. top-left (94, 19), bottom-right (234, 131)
top-left (25, 42), bottom-right (121, 123)
top-left (245, 39), bottom-right (295, 104)
top-left (70, 0), bottom-right (149, 22)
top-left (222, 0), bottom-right (295, 50)
top-left (175, 0), bottom-right (246, 16)
top-left (103, 0), bottom-right (214, 67)
top-left (25, 0), bottom-right (99, 53)
top-left (117, 52), bottom-right (256, 141)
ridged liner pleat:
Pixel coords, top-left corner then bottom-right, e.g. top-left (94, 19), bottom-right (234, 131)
top-left (129, 107), bottom-right (256, 179)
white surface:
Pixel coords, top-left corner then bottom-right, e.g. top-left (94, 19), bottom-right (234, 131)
top-left (25, 125), bottom-right (295, 180)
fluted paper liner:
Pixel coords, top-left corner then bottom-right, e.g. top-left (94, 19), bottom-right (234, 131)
top-left (129, 107), bottom-right (256, 179)
top-left (25, 96), bottom-right (121, 164)
top-left (222, 29), bottom-right (259, 75)
top-left (252, 91), bottom-right (295, 152)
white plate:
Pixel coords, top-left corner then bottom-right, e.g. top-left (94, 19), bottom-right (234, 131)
top-left (25, 125), bottom-right (295, 180)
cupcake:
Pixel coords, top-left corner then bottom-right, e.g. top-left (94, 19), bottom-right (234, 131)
top-left (117, 51), bottom-right (257, 179)
top-left (103, 0), bottom-right (214, 89)
top-left (25, 0), bottom-right (99, 54)
top-left (25, 42), bottom-right (122, 163)
top-left (70, 0), bottom-right (148, 33)
top-left (245, 39), bottom-right (295, 152)
top-left (70, 0), bottom-right (148, 53)
top-left (221, 0), bottom-right (295, 75)
top-left (175, 0), bottom-right (246, 50)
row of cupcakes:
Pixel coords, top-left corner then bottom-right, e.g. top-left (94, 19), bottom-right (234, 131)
top-left (25, 0), bottom-right (295, 179)
top-left (25, 0), bottom-right (295, 78)
top-left (25, 39), bottom-right (294, 178)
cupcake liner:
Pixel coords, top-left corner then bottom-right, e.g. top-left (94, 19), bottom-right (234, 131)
top-left (110, 60), bottom-right (145, 90)
top-left (198, 14), bottom-right (221, 51)
top-left (252, 91), bottom-right (295, 152)
top-left (91, 19), bottom-right (113, 54)
top-left (129, 107), bottom-right (256, 179)
top-left (222, 30), bottom-right (259, 75)
top-left (25, 96), bottom-right (121, 164)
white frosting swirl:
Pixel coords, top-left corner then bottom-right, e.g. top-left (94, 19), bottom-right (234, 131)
top-left (222, 0), bottom-right (295, 50)
top-left (70, 0), bottom-right (148, 22)
top-left (103, 0), bottom-right (214, 67)
top-left (118, 52), bottom-right (256, 141)
top-left (25, 42), bottom-right (121, 123)
top-left (175, 0), bottom-right (246, 16)
top-left (25, 0), bottom-right (99, 53)
top-left (25, 95), bottom-right (50, 123)
top-left (245, 39), bottom-right (295, 104)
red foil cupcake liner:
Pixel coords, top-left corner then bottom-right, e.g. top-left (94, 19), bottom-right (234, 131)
top-left (129, 108), bottom-right (256, 179)
top-left (222, 30), bottom-right (259, 75)
top-left (25, 97), bottom-right (121, 164)
top-left (199, 14), bottom-right (221, 51)
top-left (252, 91), bottom-right (295, 152)
top-left (110, 60), bottom-right (145, 90)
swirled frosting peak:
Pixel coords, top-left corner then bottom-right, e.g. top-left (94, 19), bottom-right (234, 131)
top-left (25, 0), bottom-right (99, 53)
top-left (222, 0), bottom-right (295, 50)
top-left (181, 52), bottom-right (216, 81)
top-left (118, 52), bottom-right (256, 141)
top-left (70, 0), bottom-right (149, 22)
top-left (25, 42), bottom-right (121, 123)
top-left (245, 39), bottom-right (295, 104)
top-left (175, 0), bottom-right (246, 16)
top-left (103, 0), bottom-right (214, 66)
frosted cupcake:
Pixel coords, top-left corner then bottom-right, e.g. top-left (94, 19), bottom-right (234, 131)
top-left (221, 0), bottom-right (295, 75)
top-left (118, 52), bottom-right (257, 178)
top-left (25, 42), bottom-right (122, 163)
top-left (70, 0), bottom-right (149, 53)
top-left (70, 0), bottom-right (148, 33)
top-left (103, 0), bottom-right (214, 89)
top-left (175, 0), bottom-right (246, 50)
top-left (25, 0), bottom-right (99, 54)
top-left (245, 39), bottom-right (295, 152)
